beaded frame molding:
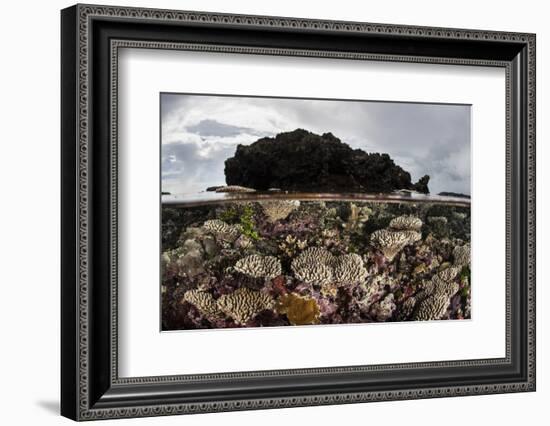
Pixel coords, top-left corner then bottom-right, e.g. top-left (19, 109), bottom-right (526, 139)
top-left (61, 4), bottom-right (536, 421)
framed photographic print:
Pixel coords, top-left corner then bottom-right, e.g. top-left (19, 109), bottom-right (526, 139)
top-left (61, 4), bottom-right (536, 421)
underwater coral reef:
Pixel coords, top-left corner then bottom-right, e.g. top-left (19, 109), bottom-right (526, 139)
top-left (161, 198), bottom-right (471, 330)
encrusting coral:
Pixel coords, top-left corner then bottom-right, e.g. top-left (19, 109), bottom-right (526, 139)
top-left (276, 293), bottom-right (321, 325)
top-left (234, 254), bottom-right (282, 279)
top-left (260, 200), bottom-right (300, 222)
top-left (217, 287), bottom-right (275, 324)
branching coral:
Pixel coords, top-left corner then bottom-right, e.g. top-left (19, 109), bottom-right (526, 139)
top-left (234, 254), bottom-right (282, 279)
top-left (389, 215), bottom-right (423, 231)
top-left (370, 229), bottom-right (422, 261)
top-left (260, 200), bottom-right (300, 222)
top-left (276, 293), bottom-right (320, 325)
top-left (279, 234), bottom-right (308, 257)
top-left (343, 203), bottom-right (371, 231)
top-left (217, 287), bottom-right (275, 324)
top-left (181, 289), bottom-right (222, 319)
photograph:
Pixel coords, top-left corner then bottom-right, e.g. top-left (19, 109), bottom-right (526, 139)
top-left (160, 94), bottom-right (472, 330)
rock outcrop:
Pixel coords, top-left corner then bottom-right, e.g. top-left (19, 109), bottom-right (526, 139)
top-left (224, 129), bottom-right (429, 193)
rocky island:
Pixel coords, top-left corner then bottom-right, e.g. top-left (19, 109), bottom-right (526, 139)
top-left (224, 129), bottom-right (430, 194)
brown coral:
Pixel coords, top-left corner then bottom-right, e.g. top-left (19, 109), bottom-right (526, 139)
top-left (234, 254), bottom-right (282, 279)
top-left (260, 200), bottom-right (300, 222)
top-left (276, 293), bottom-right (320, 325)
top-left (181, 290), bottom-right (222, 319)
top-left (217, 287), bottom-right (275, 324)
top-left (370, 229), bottom-right (422, 261)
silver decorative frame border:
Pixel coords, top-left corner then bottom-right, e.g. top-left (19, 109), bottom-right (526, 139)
top-left (72, 4), bottom-right (535, 420)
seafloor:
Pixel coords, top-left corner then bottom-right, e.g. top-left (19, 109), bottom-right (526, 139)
top-left (161, 198), bottom-right (471, 330)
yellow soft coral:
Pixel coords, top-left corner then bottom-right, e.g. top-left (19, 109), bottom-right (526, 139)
top-left (276, 293), bottom-right (320, 326)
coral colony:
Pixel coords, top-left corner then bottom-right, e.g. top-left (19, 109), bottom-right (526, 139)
top-left (161, 130), bottom-right (471, 330)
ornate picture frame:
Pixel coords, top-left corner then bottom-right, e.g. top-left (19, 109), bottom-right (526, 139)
top-left (61, 4), bottom-right (535, 420)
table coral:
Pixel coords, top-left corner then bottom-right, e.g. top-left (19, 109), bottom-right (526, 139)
top-left (181, 289), bottom-right (222, 319)
top-left (217, 287), bottom-right (275, 325)
top-left (234, 254), bottom-right (282, 279)
top-left (291, 247), bottom-right (368, 287)
top-left (389, 215), bottom-right (423, 231)
top-left (203, 219), bottom-right (241, 244)
top-left (260, 200), bottom-right (300, 222)
top-left (370, 229), bottom-right (422, 261)
top-left (332, 253), bottom-right (368, 285)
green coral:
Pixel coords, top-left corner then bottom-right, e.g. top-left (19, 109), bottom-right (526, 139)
top-left (218, 205), bottom-right (260, 240)
top-left (219, 206), bottom-right (239, 223)
top-left (239, 205), bottom-right (260, 240)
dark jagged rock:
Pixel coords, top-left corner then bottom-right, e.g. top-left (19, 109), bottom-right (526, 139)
top-left (438, 191), bottom-right (471, 199)
top-left (413, 175), bottom-right (430, 194)
top-left (224, 129), bottom-right (429, 194)
top-left (206, 186), bottom-right (224, 192)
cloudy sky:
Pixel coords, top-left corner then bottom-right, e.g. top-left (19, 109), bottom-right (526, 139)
top-left (161, 93), bottom-right (471, 196)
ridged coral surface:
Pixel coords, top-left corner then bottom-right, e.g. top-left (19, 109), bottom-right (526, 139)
top-left (217, 287), bottom-right (275, 324)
